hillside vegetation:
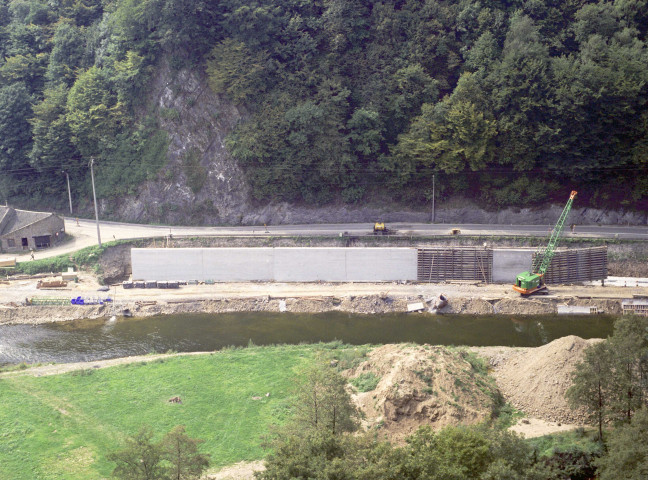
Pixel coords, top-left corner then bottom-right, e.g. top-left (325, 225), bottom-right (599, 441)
top-left (1, 0), bottom-right (647, 212)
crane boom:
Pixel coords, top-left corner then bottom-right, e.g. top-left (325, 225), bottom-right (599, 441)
top-left (534, 190), bottom-right (577, 275)
top-left (513, 191), bottom-right (577, 295)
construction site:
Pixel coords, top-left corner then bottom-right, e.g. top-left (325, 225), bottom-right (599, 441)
top-left (1, 190), bottom-right (647, 324)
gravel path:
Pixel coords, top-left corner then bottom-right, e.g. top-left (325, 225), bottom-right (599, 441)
top-left (0, 351), bottom-right (210, 378)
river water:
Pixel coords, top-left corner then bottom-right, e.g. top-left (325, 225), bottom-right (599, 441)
top-left (0, 312), bottom-right (616, 366)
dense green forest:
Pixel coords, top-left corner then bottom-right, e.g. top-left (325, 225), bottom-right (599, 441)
top-left (0, 0), bottom-right (647, 212)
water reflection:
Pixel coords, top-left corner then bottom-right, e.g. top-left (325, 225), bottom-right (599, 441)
top-left (0, 312), bottom-right (616, 366)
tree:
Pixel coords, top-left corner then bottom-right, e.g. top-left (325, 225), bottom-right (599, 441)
top-left (566, 341), bottom-right (611, 440)
top-left (390, 95), bottom-right (496, 181)
top-left (487, 12), bottom-right (554, 170)
top-left (46, 21), bottom-right (87, 86)
top-left (596, 407), bottom-right (648, 480)
top-left (606, 317), bottom-right (648, 422)
top-left (160, 425), bottom-right (210, 480)
top-left (108, 426), bottom-right (166, 480)
top-left (30, 84), bottom-right (83, 195)
top-left (258, 363), bottom-right (365, 480)
top-left (0, 82), bottom-right (35, 198)
top-left (401, 425), bottom-right (549, 480)
top-left (66, 66), bottom-right (125, 158)
top-left (108, 425), bottom-right (210, 480)
top-left (291, 362), bottom-right (359, 436)
top-left (567, 317), bottom-right (648, 435)
top-left (206, 38), bottom-right (268, 104)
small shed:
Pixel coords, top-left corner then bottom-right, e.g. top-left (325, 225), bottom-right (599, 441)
top-left (0, 206), bottom-right (65, 252)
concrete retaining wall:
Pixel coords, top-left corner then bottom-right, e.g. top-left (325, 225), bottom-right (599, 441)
top-left (492, 249), bottom-right (534, 283)
top-left (131, 246), bottom-right (605, 284)
top-left (131, 248), bottom-right (418, 282)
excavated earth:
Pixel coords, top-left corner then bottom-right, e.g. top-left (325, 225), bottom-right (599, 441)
top-left (470, 336), bottom-right (600, 424)
top-left (343, 337), bottom-right (599, 445)
top-left (346, 344), bottom-right (499, 443)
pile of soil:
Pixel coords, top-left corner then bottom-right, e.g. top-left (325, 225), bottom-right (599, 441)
top-left (346, 344), bottom-right (499, 443)
top-left (473, 336), bottom-right (602, 424)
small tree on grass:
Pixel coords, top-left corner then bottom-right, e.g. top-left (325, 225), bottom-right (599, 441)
top-left (291, 362), bottom-right (360, 436)
top-left (108, 426), bottom-right (165, 480)
top-left (257, 362), bottom-right (363, 480)
top-left (605, 317), bottom-right (648, 423)
top-left (161, 425), bottom-right (210, 480)
top-left (566, 341), bottom-right (611, 440)
top-left (109, 425), bottom-right (209, 480)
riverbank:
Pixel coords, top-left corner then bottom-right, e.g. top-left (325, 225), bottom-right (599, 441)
top-left (0, 274), bottom-right (644, 324)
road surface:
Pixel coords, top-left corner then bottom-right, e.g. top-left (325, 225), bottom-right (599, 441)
top-left (9, 217), bottom-right (648, 262)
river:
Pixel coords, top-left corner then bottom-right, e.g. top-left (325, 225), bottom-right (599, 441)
top-left (0, 312), bottom-right (616, 365)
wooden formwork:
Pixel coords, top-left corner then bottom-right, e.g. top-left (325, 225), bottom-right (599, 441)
top-left (417, 248), bottom-right (493, 283)
top-left (536, 246), bottom-right (608, 284)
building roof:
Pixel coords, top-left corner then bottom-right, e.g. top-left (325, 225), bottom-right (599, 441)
top-left (0, 206), bottom-right (54, 237)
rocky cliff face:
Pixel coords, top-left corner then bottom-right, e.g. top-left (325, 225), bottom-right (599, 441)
top-left (110, 58), bottom-right (250, 225)
top-left (107, 59), bottom-right (647, 227)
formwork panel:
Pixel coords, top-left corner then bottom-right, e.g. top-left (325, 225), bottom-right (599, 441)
top-left (417, 248), bottom-right (493, 282)
top-left (535, 246), bottom-right (607, 284)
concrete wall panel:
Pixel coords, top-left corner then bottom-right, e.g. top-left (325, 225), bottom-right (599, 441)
top-left (131, 247), bottom-right (419, 282)
top-left (492, 249), bottom-right (533, 283)
top-left (132, 248), bottom-right (204, 281)
top-left (345, 248), bottom-right (417, 281)
top-left (274, 248), bottom-right (348, 282)
top-left (203, 248), bottom-right (274, 281)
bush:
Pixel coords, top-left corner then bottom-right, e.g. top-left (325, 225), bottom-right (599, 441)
top-left (350, 372), bottom-right (380, 392)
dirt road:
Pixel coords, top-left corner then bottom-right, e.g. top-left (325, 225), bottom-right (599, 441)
top-left (0, 271), bottom-right (645, 324)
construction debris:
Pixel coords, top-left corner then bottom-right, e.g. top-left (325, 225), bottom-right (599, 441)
top-left (36, 280), bottom-right (67, 289)
top-left (407, 302), bottom-right (426, 313)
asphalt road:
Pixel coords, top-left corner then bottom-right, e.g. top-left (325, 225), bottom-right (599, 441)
top-left (9, 217), bottom-right (648, 262)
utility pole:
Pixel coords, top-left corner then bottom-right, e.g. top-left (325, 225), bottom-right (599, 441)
top-left (89, 158), bottom-right (102, 246)
top-left (62, 170), bottom-right (73, 214)
top-left (432, 174), bottom-right (436, 223)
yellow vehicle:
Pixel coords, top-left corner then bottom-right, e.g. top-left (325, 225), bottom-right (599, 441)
top-left (373, 222), bottom-right (386, 235)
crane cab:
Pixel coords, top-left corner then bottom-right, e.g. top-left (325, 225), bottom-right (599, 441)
top-left (513, 271), bottom-right (546, 295)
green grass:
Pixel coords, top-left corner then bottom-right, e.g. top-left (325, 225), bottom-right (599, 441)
top-left (492, 402), bottom-right (525, 429)
top-left (0, 345), bottom-right (326, 480)
top-left (0, 239), bottom-right (149, 280)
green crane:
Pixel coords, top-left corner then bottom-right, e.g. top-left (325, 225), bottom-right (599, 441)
top-left (513, 191), bottom-right (577, 295)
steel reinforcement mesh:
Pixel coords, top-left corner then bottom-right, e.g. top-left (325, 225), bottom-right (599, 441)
top-left (417, 248), bottom-right (493, 282)
top-left (534, 246), bottom-right (608, 284)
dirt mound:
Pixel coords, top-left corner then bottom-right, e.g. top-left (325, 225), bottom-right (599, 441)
top-left (481, 336), bottom-right (602, 424)
top-left (346, 344), bottom-right (498, 443)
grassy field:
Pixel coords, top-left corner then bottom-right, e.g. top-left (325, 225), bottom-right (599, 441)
top-left (0, 344), bottom-right (339, 479)
top-left (0, 341), bottom-right (601, 479)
